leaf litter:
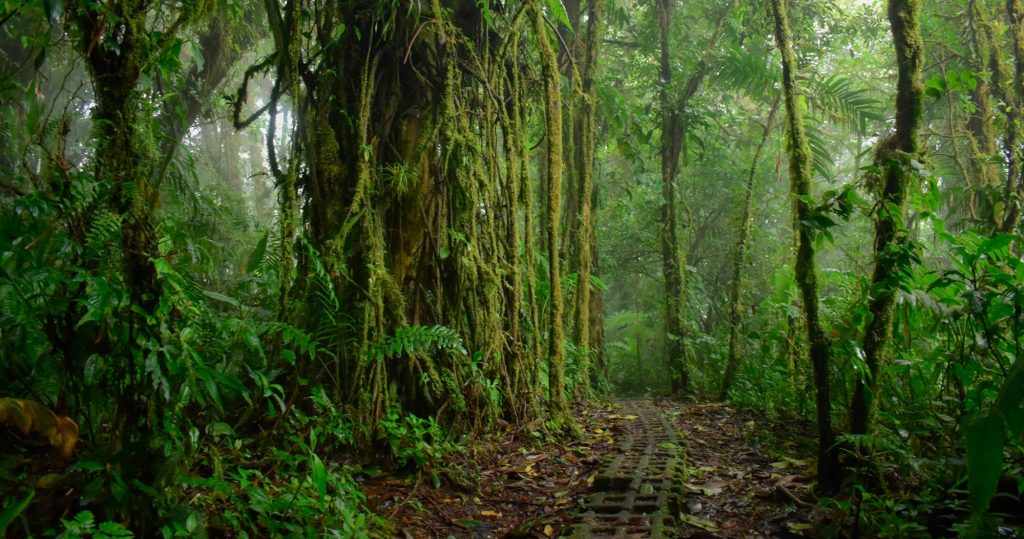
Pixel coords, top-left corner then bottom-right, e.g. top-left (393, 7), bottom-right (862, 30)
top-left (658, 400), bottom-right (820, 538)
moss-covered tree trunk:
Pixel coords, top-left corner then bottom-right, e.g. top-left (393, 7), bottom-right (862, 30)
top-left (657, 0), bottom-right (689, 396)
top-left (572, 0), bottom-right (602, 400)
top-left (719, 94), bottom-right (780, 401)
top-left (1000, 0), bottom-right (1024, 231)
top-left (769, 0), bottom-right (843, 494)
top-left (535, 2), bottom-right (570, 422)
top-left (849, 0), bottom-right (924, 436)
top-left (965, 0), bottom-right (1001, 224)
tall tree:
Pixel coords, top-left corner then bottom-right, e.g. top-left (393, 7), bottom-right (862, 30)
top-left (572, 0), bottom-right (602, 400)
top-left (999, 0), bottom-right (1024, 231)
top-left (719, 94), bottom-right (780, 401)
top-left (657, 0), bottom-right (689, 395)
top-left (849, 0), bottom-right (924, 436)
top-left (536, 2), bottom-right (571, 422)
top-left (769, 0), bottom-right (843, 493)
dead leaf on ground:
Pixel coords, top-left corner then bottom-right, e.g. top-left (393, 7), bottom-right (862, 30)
top-left (684, 481), bottom-right (726, 496)
top-left (678, 512), bottom-right (721, 532)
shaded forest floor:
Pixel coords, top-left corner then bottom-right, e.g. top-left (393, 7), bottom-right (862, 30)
top-left (364, 399), bottom-right (821, 538)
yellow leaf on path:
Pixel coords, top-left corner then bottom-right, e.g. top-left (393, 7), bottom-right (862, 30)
top-left (678, 513), bottom-right (721, 532)
top-left (543, 524), bottom-right (554, 537)
top-left (783, 456), bottom-right (809, 467)
top-left (480, 510), bottom-right (503, 518)
top-left (594, 428), bottom-right (604, 434)
top-left (622, 415), bottom-right (639, 420)
top-left (788, 522), bottom-right (814, 534)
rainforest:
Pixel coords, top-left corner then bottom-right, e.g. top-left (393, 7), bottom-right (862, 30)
top-left (1, 0), bottom-right (1023, 537)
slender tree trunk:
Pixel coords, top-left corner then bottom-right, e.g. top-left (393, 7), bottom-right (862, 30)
top-left (657, 0), bottom-right (689, 396)
top-left (1000, 0), bottom-right (1024, 231)
top-left (535, 3), bottom-right (570, 422)
top-left (850, 0), bottom-right (924, 437)
top-left (769, 0), bottom-right (843, 494)
top-left (966, 0), bottom-right (1000, 224)
top-left (719, 93), bottom-right (780, 401)
top-left (572, 0), bottom-right (601, 400)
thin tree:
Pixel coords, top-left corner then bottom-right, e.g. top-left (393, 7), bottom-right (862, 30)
top-left (769, 0), bottom-right (843, 493)
top-left (573, 0), bottom-right (602, 400)
top-left (720, 93), bottom-right (780, 401)
top-left (850, 0), bottom-right (925, 437)
top-left (535, 2), bottom-right (571, 422)
top-left (657, 0), bottom-right (689, 395)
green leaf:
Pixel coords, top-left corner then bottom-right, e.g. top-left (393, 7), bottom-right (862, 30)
top-left (245, 231), bottom-right (268, 274)
top-left (311, 454), bottom-right (327, 502)
top-left (966, 412), bottom-right (1004, 515)
top-left (0, 489), bottom-right (35, 535)
top-left (544, 0), bottom-right (572, 28)
top-left (977, 234), bottom-right (1014, 256)
top-left (203, 289), bottom-right (240, 308)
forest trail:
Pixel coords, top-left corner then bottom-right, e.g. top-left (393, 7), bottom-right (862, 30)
top-left (564, 399), bottom-right (686, 537)
top-left (667, 402), bottom-right (819, 538)
top-left (369, 399), bottom-right (819, 538)
top-left (566, 399), bottom-right (818, 539)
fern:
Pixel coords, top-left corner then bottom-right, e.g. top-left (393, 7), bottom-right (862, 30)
top-left (366, 325), bottom-right (468, 362)
top-left (806, 75), bottom-right (884, 132)
top-left (85, 211), bottom-right (123, 255)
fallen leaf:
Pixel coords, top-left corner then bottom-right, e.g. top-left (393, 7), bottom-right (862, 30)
top-left (480, 510), bottom-right (503, 518)
top-left (678, 513), bottom-right (721, 532)
top-left (683, 481), bottom-right (725, 496)
top-left (543, 524), bottom-right (554, 537)
top-left (783, 456), bottom-right (809, 467)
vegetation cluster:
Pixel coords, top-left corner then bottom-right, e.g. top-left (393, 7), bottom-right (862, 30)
top-left (0, 0), bottom-right (1022, 536)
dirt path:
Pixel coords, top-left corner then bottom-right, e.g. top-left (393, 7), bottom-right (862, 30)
top-left (564, 399), bottom-right (685, 538)
top-left (661, 401), bottom-right (819, 538)
top-left (565, 399), bottom-right (819, 539)
top-left (367, 399), bottom-right (819, 537)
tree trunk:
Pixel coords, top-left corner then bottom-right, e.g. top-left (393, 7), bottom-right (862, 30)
top-left (657, 0), bottom-right (689, 396)
top-left (966, 0), bottom-right (1000, 224)
top-left (720, 93), bottom-right (780, 401)
top-left (572, 0), bottom-right (601, 400)
top-left (1000, 0), bottom-right (1024, 231)
top-left (535, 2), bottom-right (570, 423)
top-left (769, 0), bottom-right (843, 494)
top-left (849, 0), bottom-right (924, 437)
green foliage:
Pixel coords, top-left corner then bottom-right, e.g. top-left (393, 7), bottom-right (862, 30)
top-left (378, 409), bottom-right (456, 474)
top-left (60, 511), bottom-right (134, 539)
top-left (367, 325), bottom-right (467, 362)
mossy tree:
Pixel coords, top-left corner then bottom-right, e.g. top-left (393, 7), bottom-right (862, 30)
top-left (68, 0), bottom-right (206, 448)
top-left (769, 0), bottom-right (843, 493)
top-left (849, 0), bottom-right (925, 437)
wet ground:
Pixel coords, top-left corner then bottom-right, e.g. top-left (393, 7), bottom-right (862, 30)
top-left (364, 399), bottom-right (819, 538)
